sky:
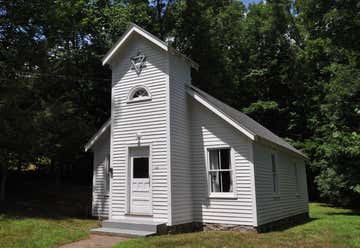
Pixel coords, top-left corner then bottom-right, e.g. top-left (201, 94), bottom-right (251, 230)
top-left (242, 0), bottom-right (262, 5)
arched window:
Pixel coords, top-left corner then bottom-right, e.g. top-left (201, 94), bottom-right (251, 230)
top-left (128, 86), bottom-right (151, 102)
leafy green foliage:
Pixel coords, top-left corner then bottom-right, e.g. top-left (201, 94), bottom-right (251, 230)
top-left (243, 101), bottom-right (281, 131)
top-left (307, 131), bottom-right (360, 206)
top-left (0, 0), bottom-right (359, 206)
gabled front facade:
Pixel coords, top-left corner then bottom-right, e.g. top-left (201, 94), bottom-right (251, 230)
top-left (85, 24), bottom-right (309, 234)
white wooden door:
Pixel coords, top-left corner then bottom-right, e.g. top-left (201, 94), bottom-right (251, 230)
top-left (130, 147), bottom-right (151, 215)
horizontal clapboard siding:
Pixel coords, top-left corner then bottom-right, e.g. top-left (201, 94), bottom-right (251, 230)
top-left (254, 142), bottom-right (309, 225)
top-left (190, 98), bottom-right (254, 226)
top-left (110, 33), bottom-right (169, 222)
top-left (169, 54), bottom-right (193, 225)
top-left (92, 128), bottom-right (110, 217)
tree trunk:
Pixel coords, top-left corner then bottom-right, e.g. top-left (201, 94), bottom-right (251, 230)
top-left (0, 164), bottom-right (7, 202)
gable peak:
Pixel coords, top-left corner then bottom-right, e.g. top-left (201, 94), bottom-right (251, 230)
top-left (102, 23), bottom-right (199, 70)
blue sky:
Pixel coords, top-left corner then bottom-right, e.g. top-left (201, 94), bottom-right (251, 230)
top-left (242, 0), bottom-right (262, 5)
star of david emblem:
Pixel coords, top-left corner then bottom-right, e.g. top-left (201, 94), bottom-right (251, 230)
top-left (130, 52), bottom-right (146, 75)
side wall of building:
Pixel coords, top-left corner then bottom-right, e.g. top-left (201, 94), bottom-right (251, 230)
top-left (92, 128), bottom-right (110, 217)
top-left (190, 98), bottom-right (255, 226)
top-left (169, 55), bottom-right (192, 225)
top-left (253, 142), bottom-right (309, 226)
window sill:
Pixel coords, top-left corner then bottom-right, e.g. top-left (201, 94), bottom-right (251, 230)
top-left (127, 97), bottom-right (152, 104)
top-left (272, 193), bottom-right (281, 200)
top-left (209, 193), bottom-right (237, 199)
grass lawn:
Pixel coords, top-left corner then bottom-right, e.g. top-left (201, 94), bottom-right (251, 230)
top-left (0, 183), bottom-right (98, 248)
top-left (0, 215), bottom-right (97, 248)
top-left (115, 203), bottom-right (360, 248)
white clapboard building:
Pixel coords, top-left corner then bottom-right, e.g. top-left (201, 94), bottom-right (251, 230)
top-left (85, 24), bottom-right (309, 237)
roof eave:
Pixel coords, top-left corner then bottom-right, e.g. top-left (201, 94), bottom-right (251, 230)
top-left (101, 23), bottom-right (199, 70)
top-left (186, 86), bottom-right (256, 141)
top-left (102, 24), bottom-right (168, 66)
top-left (84, 119), bottom-right (111, 152)
top-left (187, 84), bottom-right (307, 160)
top-left (255, 136), bottom-right (307, 160)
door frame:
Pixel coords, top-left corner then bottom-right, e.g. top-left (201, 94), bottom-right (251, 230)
top-left (125, 143), bottom-right (152, 215)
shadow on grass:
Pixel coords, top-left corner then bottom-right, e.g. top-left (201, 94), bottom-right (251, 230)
top-left (318, 203), bottom-right (360, 216)
top-left (260, 217), bottom-right (318, 233)
top-left (0, 183), bottom-right (94, 221)
top-left (0, 201), bottom-right (92, 221)
top-left (328, 211), bottom-right (360, 216)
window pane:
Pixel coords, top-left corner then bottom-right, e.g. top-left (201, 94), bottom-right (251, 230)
top-left (220, 149), bottom-right (230, 169)
top-left (210, 171), bottom-right (221, 192)
top-left (220, 171), bottom-right (232, 192)
top-left (132, 88), bottom-right (148, 99)
top-left (133, 157), bottom-right (149, 178)
top-left (271, 153), bottom-right (278, 193)
top-left (273, 174), bottom-right (277, 192)
top-left (271, 154), bottom-right (276, 173)
top-left (294, 163), bottom-right (299, 193)
top-left (209, 150), bottom-right (220, 170)
top-left (104, 155), bottom-right (110, 194)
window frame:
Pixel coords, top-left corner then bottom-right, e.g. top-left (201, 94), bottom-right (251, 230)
top-left (294, 161), bottom-right (300, 196)
top-left (206, 146), bottom-right (236, 198)
top-left (271, 152), bottom-right (279, 195)
top-left (104, 154), bottom-right (110, 196)
top-left (127, 85), bottom-right (151, 103)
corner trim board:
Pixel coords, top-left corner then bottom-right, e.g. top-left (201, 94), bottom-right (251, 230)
top-left (249, 141), bottom-right (258, 226)
top-left (166, 57), bottom-right (172, 226)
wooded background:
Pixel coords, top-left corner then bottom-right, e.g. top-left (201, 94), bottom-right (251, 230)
top-left (0, 0), bottom-right (359, 208)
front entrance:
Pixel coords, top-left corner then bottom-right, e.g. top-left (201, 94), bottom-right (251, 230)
top-left (129, 146), bottom-right (152, 215)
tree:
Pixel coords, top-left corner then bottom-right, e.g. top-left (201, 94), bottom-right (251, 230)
top-left (0, 0), bottom-right (50, 200)
top-left (1, 0), bottom-right (359, 207)
top-left (294, 0), bottom-right (360, 206)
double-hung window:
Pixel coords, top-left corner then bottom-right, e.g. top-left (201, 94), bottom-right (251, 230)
top-left (271, 153), bottom-right (279, 194)
top-left (294, 162), bottom-right (300, 194)
top-left (104, 155), bottom-right (110, 195)
top-left (208, 148), bottom-right (233, 195)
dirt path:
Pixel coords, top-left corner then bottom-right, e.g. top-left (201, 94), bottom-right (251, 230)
top-left (59, 234), bottom-right (128, 248)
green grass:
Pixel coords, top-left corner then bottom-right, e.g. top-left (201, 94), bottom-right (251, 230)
top-left (115, 203), bottom-right (360, 248)
top-left (0, 215), bottom-right (97, 248)
top-left (0, 201), bottom-right (358, 248)
top-left (0, 184), bottom-right (98, 248)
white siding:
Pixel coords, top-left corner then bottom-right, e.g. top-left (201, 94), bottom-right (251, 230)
top-left (110, 33), bottom-right (169, 222)
top-left (190, 98), bottom-right (254, 226)
top-left (254, 142), bottom-right (309, 225)
top-left (92, 128), bottom-right (110, 217)
top-left (169, 54), bottom-right (192, 225)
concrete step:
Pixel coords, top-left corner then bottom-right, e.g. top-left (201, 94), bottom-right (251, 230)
top-left (102, 219), bottom-right (165, 232)
top-left (91, 227), bottom-right (156, 237)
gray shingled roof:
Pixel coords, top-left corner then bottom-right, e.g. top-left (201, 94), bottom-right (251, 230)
top-left (187, 85), bottom-right (306, 158)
